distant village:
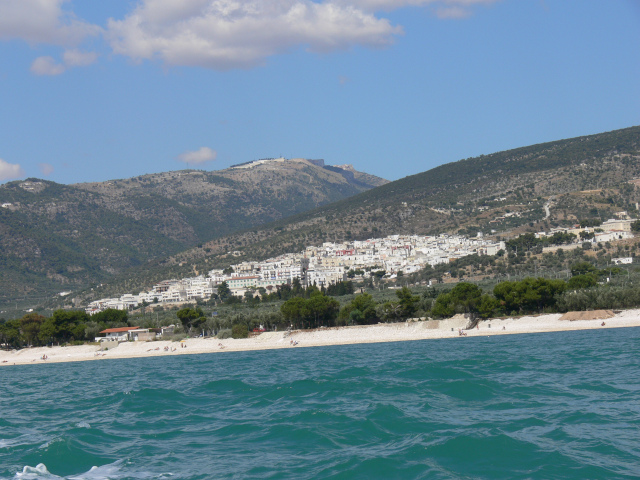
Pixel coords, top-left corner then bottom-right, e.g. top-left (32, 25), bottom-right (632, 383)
top-left (85, 214), bottom-right (636, 315)
top-left (85, 233), bottom-right (505, 315)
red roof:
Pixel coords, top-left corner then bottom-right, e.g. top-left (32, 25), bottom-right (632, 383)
top-left (100, 326), bottom-right (140, 334)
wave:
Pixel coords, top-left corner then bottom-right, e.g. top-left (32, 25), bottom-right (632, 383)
top-left (13, 460), bottom-right (173, 480)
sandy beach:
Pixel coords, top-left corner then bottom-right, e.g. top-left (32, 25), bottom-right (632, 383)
top-left (2, 309), bottom-right (640, 366)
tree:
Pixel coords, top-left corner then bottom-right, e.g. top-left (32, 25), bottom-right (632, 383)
top-left (40, 310), bottom-right (90, 344)
top-left (339, 293), bottom-right (378, 324)
top-left (281, 297), bottom-right (308, 328)
top-left (567, 273), bottom-right (598, 289)
top-left (448, 283), bottom-right (482, 314)
top-left (376, 302), bottom-right (402, 322)
top-left (493, 277), bottom-right (566, 314)
top-left (571, 261), bottom-right (597, 277)
top-left (0, 319), bottom-right (22, 349)
top-left (306, 292), bottom-right (340, 327)
top-left (477, 295), bottom-right (500, 319)
top-left (217, 281), bottom-right (231, 300)
top-left (431, 283), bottom-right (485, 319)
top-left (396, 287), bottom-right (420, 318)
top-left (291, 278), bottom-right (303, 296)
top-left (177, 307), bottom-right (205, 333)
top-left (326, 281), bottom-right (355, 296)
top-left (91, 308), bottom-right (128, 326)
top-left (20, 313), bottom-right (46, 346)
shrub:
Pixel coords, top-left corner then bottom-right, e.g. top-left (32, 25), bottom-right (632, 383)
top-left (232, 324), bottom-right (249, 339)
top-left (217, 329), bottom-right (232, 339)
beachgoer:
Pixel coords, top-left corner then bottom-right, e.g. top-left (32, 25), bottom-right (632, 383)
top-left (601, 321), bottom-right (606, 326)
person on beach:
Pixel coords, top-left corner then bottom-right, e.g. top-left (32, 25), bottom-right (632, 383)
top-left (601, 322), bottom-right (606, 326)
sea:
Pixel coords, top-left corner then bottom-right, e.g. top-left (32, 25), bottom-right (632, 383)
top-left (1, 327), bottom-right (640, 479)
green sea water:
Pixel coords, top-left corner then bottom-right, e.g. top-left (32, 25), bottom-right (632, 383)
top-left (1, 327), bottom-right (640, 479)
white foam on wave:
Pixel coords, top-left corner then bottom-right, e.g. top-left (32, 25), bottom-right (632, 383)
top-left (38, 437), bottom-right (63, 450)
top-left (76, 422), bottom-right (91, 429)
top-left (67, 460), bottom-right (123, 479)
top-left (15, 463), bottom-right (61, 479)
top-left (14, 460), bottom-right (172, 480)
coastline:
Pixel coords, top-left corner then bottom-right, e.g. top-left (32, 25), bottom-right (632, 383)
top-left (2, 309), bottom-right (639, 367)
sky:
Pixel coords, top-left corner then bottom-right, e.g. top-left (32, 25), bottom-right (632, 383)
top-left (0, 0), bottom-right (639, 185)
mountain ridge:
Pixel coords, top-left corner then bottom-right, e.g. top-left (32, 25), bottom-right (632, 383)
top-left (0, 159), bottom-right (387, 306)
top-left (76, 126), bottom-right (640, 304)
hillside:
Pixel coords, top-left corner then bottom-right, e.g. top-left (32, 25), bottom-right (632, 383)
top-left (78, 126), bottom-right (640, 303)
top-left (0, 159), bottom-right (387, 306)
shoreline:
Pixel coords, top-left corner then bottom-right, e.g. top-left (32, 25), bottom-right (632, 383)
top-left (2, 310), bottom-right (640, 367)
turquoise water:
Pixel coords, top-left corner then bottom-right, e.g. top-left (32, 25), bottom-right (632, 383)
top-left (2, 328), bottom-right (640, 479)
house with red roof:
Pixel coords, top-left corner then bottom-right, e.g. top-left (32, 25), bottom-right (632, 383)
top-left (97, 326), bottom-right (141, 342)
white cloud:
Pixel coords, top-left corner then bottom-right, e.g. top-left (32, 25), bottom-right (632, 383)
top-left (63, 49), bottom-right (98, 66)
top-left (30, 50), bottom-right (99, 76)
top-left (336, 0), bottom-right (498, 11)
top-left (436, 6), bottom-right (471, 18)
top-left (39, 163), bottom-right (55, 176)
top-left (106, 0), bottom-right (402, 69)
top-left (30, 56), bottom-right (66, 76)
top-left (3, 0), bottom-right (500, 74)
top-left (0, 158), bottom-right (25, 181)
top-left (178, 147), bottom-right (217, 165)
top-left (0, 0), bottom-right (100, 46)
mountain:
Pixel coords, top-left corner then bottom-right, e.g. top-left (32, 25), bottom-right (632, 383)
top-left (78, 126), bottom-right (640, 303)
top-left (0, 159), bottom-right (387, 306)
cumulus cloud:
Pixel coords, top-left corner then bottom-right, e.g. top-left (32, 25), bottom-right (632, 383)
top-left (30, 56), bottom-right (66, 76)
top-left (177, 147), bottom-right (217, 165)
top-left (39, 163), bottom-right (55, 176)
top-left (0, 0), bottom-right (100, 46)
top-left (0, 158), bottom-right (25, 181)
top-left (106, 0), bottom-right (402, 69)
top-left (4, 0), bottom-right (500, 73)
top-left (30, 49), bottom-right (98, 76)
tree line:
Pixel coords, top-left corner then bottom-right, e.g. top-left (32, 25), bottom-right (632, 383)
top-left (1, 257), bottom-right (635, 349)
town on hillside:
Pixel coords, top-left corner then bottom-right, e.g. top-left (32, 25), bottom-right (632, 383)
top-left (85, 214), bottom-right (635, 315)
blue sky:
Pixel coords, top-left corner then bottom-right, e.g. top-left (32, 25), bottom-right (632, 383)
top-left (0, 0), bottom-right (639, 184)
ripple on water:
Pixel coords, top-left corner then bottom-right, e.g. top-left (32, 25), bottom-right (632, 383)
top-left (2, 328), bottom-right (640, 479)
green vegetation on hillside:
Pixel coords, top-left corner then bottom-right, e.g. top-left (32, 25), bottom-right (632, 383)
top-left (0, 162), bottom-right (386, 306)
top-left (81, 126), bottom-right (640, 305)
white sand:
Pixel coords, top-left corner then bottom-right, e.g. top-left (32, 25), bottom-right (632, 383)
top-left (2, 309), bottom-right (640, 366)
